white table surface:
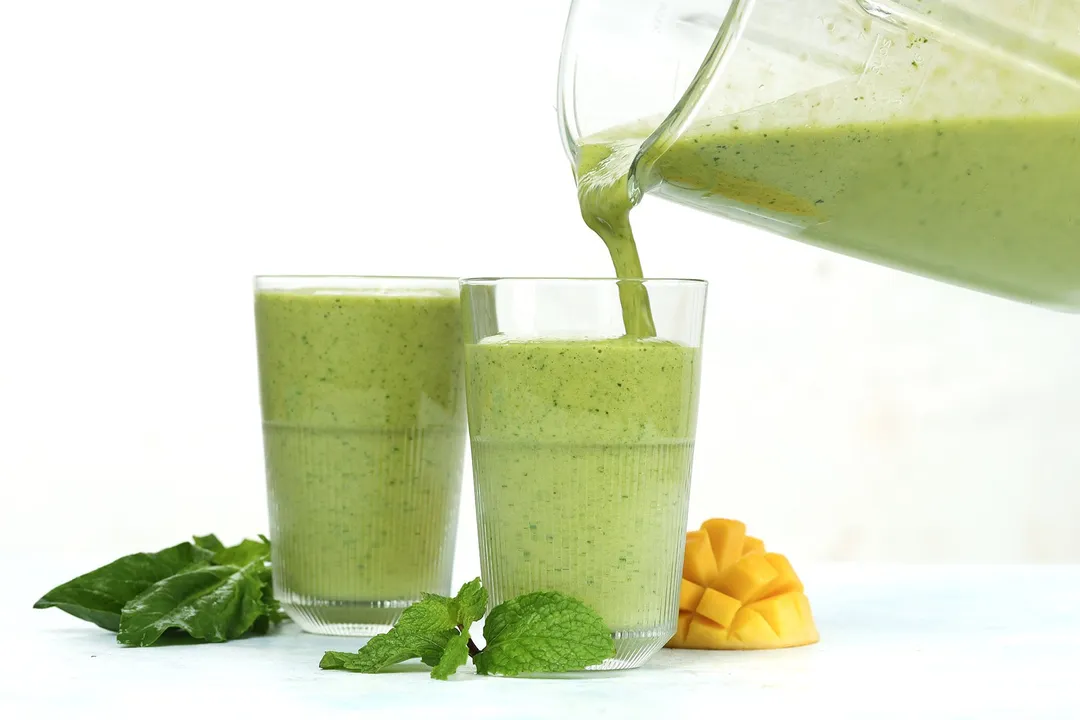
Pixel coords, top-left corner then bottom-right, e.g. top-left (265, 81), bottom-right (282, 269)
top-left (5, 561), bottom-right (1079, 719)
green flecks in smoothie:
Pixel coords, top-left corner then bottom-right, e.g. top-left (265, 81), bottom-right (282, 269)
top-left (467, 337), bottom-right (699, 442)
top-left (467, 336), bottom-right (701, 630)
top-left (254, 289), bottom-right (466, 607)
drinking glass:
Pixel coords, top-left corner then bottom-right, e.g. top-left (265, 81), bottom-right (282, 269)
top-left (461, 277), bottom-right (707, 669)
top-left (254, 276), bottom-right (467, 636)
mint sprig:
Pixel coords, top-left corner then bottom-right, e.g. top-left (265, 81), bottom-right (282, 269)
top-left (34, 535), bottom-right (285, 646)
top-left (320, 578), bottom-right (615, 680)
top-left (318, 576), bottom-right (486, 678)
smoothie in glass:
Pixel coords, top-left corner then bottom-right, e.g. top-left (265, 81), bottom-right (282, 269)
top-left (254, 277), bottom-right (466, 635)
top-left (462, 278), bottom-right (706, 669)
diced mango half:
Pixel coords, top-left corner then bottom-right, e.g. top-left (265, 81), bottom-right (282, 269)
top-left (666, 518), bottom-right (819, 651)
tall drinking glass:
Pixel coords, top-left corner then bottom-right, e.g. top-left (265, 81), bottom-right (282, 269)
top-left (254, 276), bottom-right (467, 636)
top-left (461, 278), bottom-right (707, 669)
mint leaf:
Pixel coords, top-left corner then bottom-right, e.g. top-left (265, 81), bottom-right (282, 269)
top-left (213, 537), bottom-right (271, 567)
top-left (193, 535), bottom-right (225, 553)
top-left (328, 628), bottom-right (457, 673)
top-left (452, 577), bottom-right (487, 629)
top-left (33, 542), bottom-right (213, 632)
top-left (116, 560), bottom-right (267, 646)
top-left (474, 591), bottom-right (615, 677)
top-left (420, 641), bottom-right (449, 669)
top-left (395, 593), bottom-right (457, 635)
top-left (430, 632), bottom-right (470, 680)
top-left (339, 632), bottom-right (421, 672)
top-left (320, 590), bottom-right (465, 674)
top-left (320, 651), bottom-right (361, 670)
top-left (411, 578), bottom-right (484, 632)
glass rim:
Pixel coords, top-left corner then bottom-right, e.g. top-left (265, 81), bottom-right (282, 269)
top-left (254, 275), bottom-right (462, 295)
top-left (255, 274), bottom-right (460, 282)
top-left (460, 276), bottom-right (707, 285)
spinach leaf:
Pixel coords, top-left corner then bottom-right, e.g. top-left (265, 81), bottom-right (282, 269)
top-left (34, 542), bottom-right (213, 632)
top-left (213, 537), bottom-right (271, 567)
top-left (116, 560), bottom-right (269, 646)
top-left (193, 535), bottom-right (226, 552)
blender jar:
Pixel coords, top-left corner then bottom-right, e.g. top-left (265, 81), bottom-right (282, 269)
top-left (558, 0), bottom-right (1080, 310)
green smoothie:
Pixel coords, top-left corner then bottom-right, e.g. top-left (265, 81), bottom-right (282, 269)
top-left (467, 336), bottom-right (701, 636)
top-left (254, 283), bottom-right (466, 633)
top-left (579, 112), bottom-right (1080, 310)
top-left (654, 114), bottom-right (1080, 308)
top-left (576, 140), bottom-right (658, 336)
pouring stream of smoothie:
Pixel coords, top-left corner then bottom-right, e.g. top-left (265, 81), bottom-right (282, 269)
top-left (575, 139), bottom-right (657, 338)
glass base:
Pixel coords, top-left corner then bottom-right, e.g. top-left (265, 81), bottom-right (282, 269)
top-left (280, 598), bottom-right (416, 637)
top-left (587, 626), bottom-right (675, 671)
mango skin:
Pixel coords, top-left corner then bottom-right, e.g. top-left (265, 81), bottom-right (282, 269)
top-left (667, 519), bottom-right (819, 650)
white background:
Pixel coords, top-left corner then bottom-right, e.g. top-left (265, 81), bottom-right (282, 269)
top-left (2, 0), bottom-right (1079, 599)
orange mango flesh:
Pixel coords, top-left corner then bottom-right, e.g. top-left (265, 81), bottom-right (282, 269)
top-left (667, 518), bottom-right (819, 650)
top-left (682, 530), bottom-right (718, 587)
top-left (742, 535), bottom-right (765, 556)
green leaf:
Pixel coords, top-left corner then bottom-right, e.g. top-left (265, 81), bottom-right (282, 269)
top-left (430, 632), bottom-right (470, 680)
top-left (371, 628), bottom-right (456, 671)
top-left (395, 594), bottom-right (458, 635)
top-left (193, 535), bottom-right (225, 553)
top-left (409, 578), bottom-right (485, 634)
top-left (473, 591), bottom-right (616, 677)
top-left (319, 592), bottom-right (464, 674)
top-left (320, 650), bottom-right (361, 670)
top-left (116, 560), bottom-right (267, 646)
top-left (256, 564), bottom-right (286, 625)
top-left (33, 542), bottom-right (213, 632)
top-left (321, 628), bottom-right (457, 673)
top-left (419, 644), bottom-right (447, 669)
top-left (213, 538), bottom-right (271, 567)
top-left (452, 577), bottom-right (487, 629)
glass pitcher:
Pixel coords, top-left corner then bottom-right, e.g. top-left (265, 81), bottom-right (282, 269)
top-left (558, 0), bottom-right (1080, 311)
